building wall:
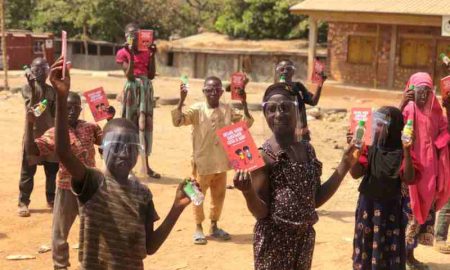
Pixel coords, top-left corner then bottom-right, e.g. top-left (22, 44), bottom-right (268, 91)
top-left (156, 51), bottom-right (309, 83)
top-left (328, 22), bottom-right (450, 90)
top-left (2, 33), bottom-right (54, 70)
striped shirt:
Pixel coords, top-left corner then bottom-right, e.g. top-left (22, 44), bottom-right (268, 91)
top-left (73, 168), bottom-right (159, 270)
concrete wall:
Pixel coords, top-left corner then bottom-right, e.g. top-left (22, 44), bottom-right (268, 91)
top-left (156, 51), bottom-right (310, 83)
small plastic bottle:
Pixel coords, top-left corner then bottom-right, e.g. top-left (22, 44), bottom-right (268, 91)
top-left (401, 119), bottom-right (414, 144)
top-left (279, 75), bottom-right (286, 83)
top-left (440, 53), bottom-right (450, 67)
top-left (33, 99), bottom-right (48, 117)
top-left (354, 120), bottom-right (366, 149)
top-left (181, 75), bottom-right (189, 91)
top-left (183, 179), bottom-right (204, 206)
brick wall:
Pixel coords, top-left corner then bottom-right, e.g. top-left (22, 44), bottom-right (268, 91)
top-left (328, 22), bottom-right (450, 90)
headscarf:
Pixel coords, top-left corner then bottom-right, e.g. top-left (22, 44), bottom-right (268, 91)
top-left (262, 83), bottom-right (297, 102)
top-left (360, 107), bottom-right (406, 200)
top-left (403, 72), bottom-right (450, 224)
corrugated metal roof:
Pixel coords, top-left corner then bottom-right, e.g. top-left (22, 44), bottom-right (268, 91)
top-left (291, 0), bottom-right (450, 16)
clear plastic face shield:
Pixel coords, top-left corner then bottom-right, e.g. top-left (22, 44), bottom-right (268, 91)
top-left (31, 62), bottom-right (50, 81)
top-left (276, 62), bottom-right (296, 82)
top-left (262, 97), bottom-right (302, 142)
top-left (101, 131), bottom-right (143, 173)
top-left (371, 111), bottom-right (391, 148)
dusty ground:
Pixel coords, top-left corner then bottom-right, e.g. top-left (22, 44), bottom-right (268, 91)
top-left (0, 74), bottom-right (448, 270)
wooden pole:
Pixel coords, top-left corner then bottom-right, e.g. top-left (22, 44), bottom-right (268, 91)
top-left (308, 17), bottom-right (318, 82)
top-left (0, 0), bottom-right (9, 91)
top-left (387, 25), bottom-right (398, 89)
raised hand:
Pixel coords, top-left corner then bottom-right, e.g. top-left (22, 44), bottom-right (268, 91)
top-left (180, 83), bottom-right (188, 102)
top-left (49, 57), bottom-right (70, 97)
top-left (341, 143), bottom-right (361, 168)
top-left (233, 170), bottom-right (252, 193)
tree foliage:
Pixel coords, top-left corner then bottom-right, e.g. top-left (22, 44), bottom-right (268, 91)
top-left (4, 0), bottom-right (326, 42)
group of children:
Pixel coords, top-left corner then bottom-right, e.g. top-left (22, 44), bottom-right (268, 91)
top-left (16, 22), bottom-right (449, 270)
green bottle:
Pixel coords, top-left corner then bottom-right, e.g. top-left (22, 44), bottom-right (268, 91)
top-left (354, 120), bottom-right (366, 149)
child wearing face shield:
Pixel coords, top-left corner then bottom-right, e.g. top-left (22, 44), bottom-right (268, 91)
top-left (23, 91), bottom-right (103, 269)
top-left (275, 59), bottom-right (327, 142)
top-left (172, 76), bottom-right (254, 245)
top-left (18, 57), bottom-right (59, 217)
top-left (49, 58), bottom-right (191, 270)
top-left (348, 107), bottom-right (420, 270)
top-left (399, 72), bottom-right (450, 270)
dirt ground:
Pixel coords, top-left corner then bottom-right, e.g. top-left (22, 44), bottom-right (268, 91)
top-left (0, 74), bottom-right (448, 270)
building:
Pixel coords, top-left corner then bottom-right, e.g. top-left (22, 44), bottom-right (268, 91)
top-left (0, 30), bottom-right (54, 70)
top-left (53, 39), bottom-right (122, 70)
top-left (156, 32), bottom-right (327, 83)
top-left (291, 0), bottom-right (450, 90)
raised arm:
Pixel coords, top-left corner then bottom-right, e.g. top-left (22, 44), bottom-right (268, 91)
top-left (310, 74), bottom-right (327, 106)
top-left (401, 141), bottom-right (415, 184)
top-left (146, 182), bottom-right (190, 255)
top-left (50, 58), bottom-right (86, 182)
top-left (171, 83), bottom-right (196, 127)
top-left (315, 144), bottom-right (359, 208)
top-left (147, 44), bottom-right (157, 80)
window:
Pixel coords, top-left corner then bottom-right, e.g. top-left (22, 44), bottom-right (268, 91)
top-left (88, 44), bottom-right (97, 55)
top-left (167, 52), bottom-right (174, 66)
top-left (100, 45), bottom-right (113, 55)
top-left (33, 40), bottom-right (45, 54)
top-left (73, 42), bottom-right (85, 54)
top-left (347, 36), bottom-right (376, 65)
top-left (400, 39), bottom-right (430, 68)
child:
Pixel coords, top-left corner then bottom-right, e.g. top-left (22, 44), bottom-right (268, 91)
top-left (400, 72), bottom-right (450, 270)
top-left (172, 76), bottom-right (254, 245)
top-left (233, 83), bottom-right (359, 270)
top-left (116, 22), bottom-right (160, 178)
top-left (50, 58), bottom-right (191, 269)
top-left (349, 106), bottom-right (419, 270)
top-left (24, 91), bottom-right (102, 269)
top-left (18, 57), bottom-right (59, 217)
top-left (275, 59), bottom-right (326, 141)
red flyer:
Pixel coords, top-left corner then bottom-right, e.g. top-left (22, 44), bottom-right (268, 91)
top-left (138, 30), bottom-right (154, 52)
top-left (230, 72), bottom-right (247, 100)
top-left (83, 87), bottom-right (110, 122)
top-left (311, 58), bottom-right (325, 85)
top-left (216, 121), bottom-right (265, 172)
top-left (61, 31), bottom-right (67, 79)
top-left (349, 108), bottom-right (373, 146)
top-left (440, 75), bottom-right (450, 99)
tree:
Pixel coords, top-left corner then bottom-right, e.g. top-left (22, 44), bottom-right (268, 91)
top-left (4, 0), bottom-right (36, 29)
top-left (215, 0), bottom-right (305, 40)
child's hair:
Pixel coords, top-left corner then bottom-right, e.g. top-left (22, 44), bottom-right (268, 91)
top-left (204, 76), bottom-right (222, 85)
top-left (103, 118), bottom-right (138, 135)
top-left (277, 59), bottom-right (294, 66)
top-left (125, 22), bottom-right (139, 32)
top-left (68, 91), bottom-right (81, 103)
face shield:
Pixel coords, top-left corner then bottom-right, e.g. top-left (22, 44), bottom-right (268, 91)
top-left (371, 111), bottom-right (391, 148)
top-left (101, 131), bottom-right (143, 173)
top-left (31, 63), bottom-right (50, 81)
top-left (262, 99), bottom-right (302, 142)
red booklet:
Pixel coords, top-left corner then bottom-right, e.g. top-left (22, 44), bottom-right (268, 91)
top-left (440, 75), bottom-right (450, 99)
top-left (138, 30), bottom-right (154, 52)
top-left (349, 108), bottom-right (373, 146)
top-left (216, 121), bottom-right (265, 172)
top-left (230, 72), bottom-right (247, 100)
top-left (311, 58), bottom-right (325, 85)
top-left (83, 87), bottom-right (110, 122)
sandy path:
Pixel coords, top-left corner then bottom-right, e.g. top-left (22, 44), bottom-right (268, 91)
top-left (0, 75), bottom-right (448, 269)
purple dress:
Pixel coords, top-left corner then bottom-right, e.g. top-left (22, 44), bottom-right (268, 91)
top-left (254, 142), bottom-right (322, 270)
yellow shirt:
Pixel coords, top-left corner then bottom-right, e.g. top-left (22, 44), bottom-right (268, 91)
top-left (172, 102), bottom-right (254, 176)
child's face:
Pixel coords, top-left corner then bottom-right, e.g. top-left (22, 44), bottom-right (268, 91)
top-left (125, 26), bottom-right (139, 48)
top-left (31, 58), bottom-right (50, 83)
top-left (415, 86), bottom-right (431, 108)
top-left (276, 61), bottom-right (295, 81)
top-left (103, 128), bottom-right (140, 179)
top-left (203, 79), bottom-right (223, 108)
top-left (67, 96), bottom-right (82, 125)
